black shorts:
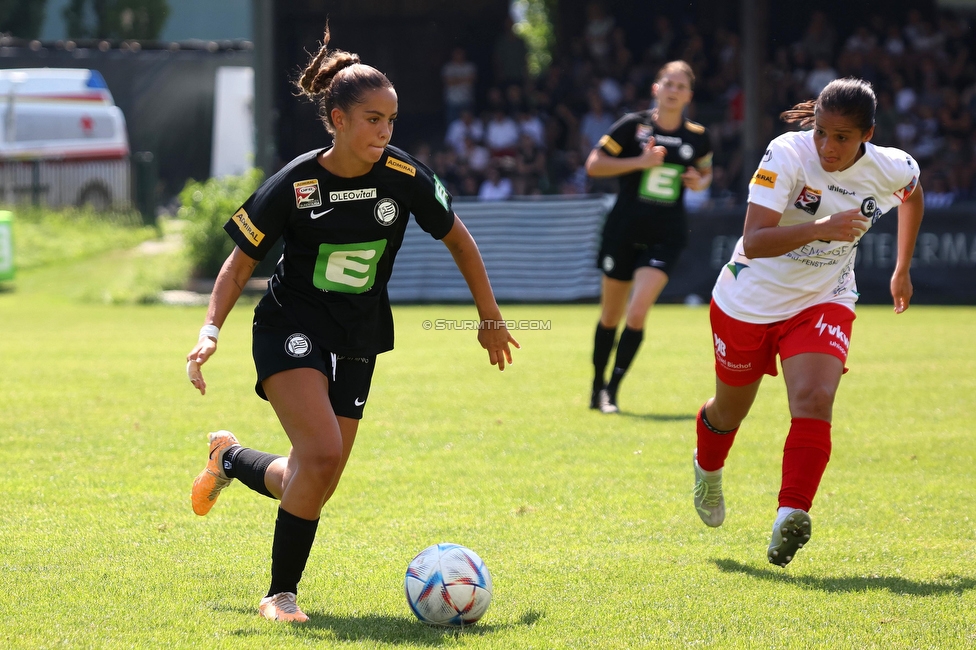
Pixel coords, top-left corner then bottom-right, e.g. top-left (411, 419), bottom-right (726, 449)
top-left (252, 309), bottom-right (376, 420)
top-left (597, 238), bottom-right (685, 281)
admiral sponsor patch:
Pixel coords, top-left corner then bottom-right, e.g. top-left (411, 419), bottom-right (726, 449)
top-left (293, 179), bottom-right (322, 209)
top-left (894, 175), bottom-right (917, 203)
top-left (750, 168), bottom-right (777, 189)
top-left (231, 208), bottom-right (264, 246)
top-left (599, 134), bottom-right (622, 156)
top-left (385, 157), bottom-right (416, 176)
top-left (330, 188), bottom-right (377, 202)
top-left (794, 186), bottom-right (822, 215)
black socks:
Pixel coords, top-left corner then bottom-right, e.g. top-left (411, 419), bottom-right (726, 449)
top-left (592, 323), bottom-right (617, 391)
top-left (224, 447), bottom-right (282, 499)
top-left (606, 327), bottom-right (644, 395)
top-left (267, 507), bottom-right (320, 597)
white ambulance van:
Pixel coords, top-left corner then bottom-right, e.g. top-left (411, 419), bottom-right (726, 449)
top-left (0, 68), bottom-right (130, 209)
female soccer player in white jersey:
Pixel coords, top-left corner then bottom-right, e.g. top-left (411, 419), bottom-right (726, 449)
top-left (184, 26), bottom-right (519, 622)
top-left (691, 78), bottom-right (924, 567)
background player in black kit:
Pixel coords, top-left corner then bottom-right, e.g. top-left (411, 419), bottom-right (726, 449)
top-left (184, 26), bottom-right (519, 622)
top-left (585, 61), bottom-right (712, 414)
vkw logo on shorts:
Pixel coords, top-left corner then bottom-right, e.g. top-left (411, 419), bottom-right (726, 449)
top-left (285, 333), bottom-right (311, 358)
top-left (374, 198), bottom-right (399, 226)
top-left (713, 333), bottom-right (727, 357)
top-left (602, 255), bottom-right (615, 273)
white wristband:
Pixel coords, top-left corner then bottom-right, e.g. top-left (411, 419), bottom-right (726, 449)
top-left (199, 324), bottom-right (219, 342)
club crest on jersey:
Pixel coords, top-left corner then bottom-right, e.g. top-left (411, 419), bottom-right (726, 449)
top-left (374, 198), bottom-right (399, 226)
top-left (860, 195), bottom-right (883, 224)
top-left (636, 124), bottom-right (653, 145)
top-left (679, 143), bottom-right (694, 160)
top-left (293, 179), bottom-right (322, 209)
top-left (894, 176), bottom-right (917, 203)
top-left (794, 186), bottom-right (822, 215)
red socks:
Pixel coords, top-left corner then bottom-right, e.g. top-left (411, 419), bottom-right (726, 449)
top-left (695, 405), bottom-right (738, 472)
top-left (779, 417), bottom-right (832, 512)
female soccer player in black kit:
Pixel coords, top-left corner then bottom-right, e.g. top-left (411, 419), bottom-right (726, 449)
top-left (185, 27), bottom-right (519, 622)
top-left (586, 61), bottom-right (712, 413)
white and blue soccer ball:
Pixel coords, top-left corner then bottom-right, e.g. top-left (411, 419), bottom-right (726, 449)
top-left (404, 543), bottom-right (492, 627)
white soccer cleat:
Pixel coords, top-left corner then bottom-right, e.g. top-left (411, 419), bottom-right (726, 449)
top-left (693, 449), bottom-right (726, 527)
top-left (768, 509), bottom-right (812, 567)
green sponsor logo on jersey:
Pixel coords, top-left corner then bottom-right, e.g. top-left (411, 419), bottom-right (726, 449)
top-left (433, 174), bottom-right (450, 211)
top-left (639, 163), bottom-right (684, 203)
top-left (313, 239), bottom-right (388, 293)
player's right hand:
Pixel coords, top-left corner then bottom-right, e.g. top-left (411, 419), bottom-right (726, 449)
top-left (814, 208), bottom-right (870, 242)
top-left (640, 137), bottom-right (667, 168)
top-left (186, 337), bottom-right (217, 395)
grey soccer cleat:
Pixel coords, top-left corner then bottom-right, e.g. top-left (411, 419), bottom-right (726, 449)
top-left (693, 449), bottom-right (725, 527)
top-left (767, 509), bottom-right (812, 567)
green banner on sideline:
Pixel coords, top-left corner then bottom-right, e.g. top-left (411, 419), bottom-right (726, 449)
top-left (0, 211), bottom-right (14, 281)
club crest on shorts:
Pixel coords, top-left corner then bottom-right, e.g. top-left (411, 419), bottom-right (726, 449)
top-left (374, 198), bottom-right (399, 226)
top-left (285, 333), bottom-right (311, 358)
top-left (602, 255), bottom-right (615, 273)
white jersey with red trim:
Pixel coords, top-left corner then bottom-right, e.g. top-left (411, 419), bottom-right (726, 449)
top-left (712, 130), bottom-right (919, 323)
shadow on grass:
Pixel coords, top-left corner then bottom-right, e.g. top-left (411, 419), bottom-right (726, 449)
top-left (215, 605), bottom-right (544, 645)
top-left (714, 558), bottom-right (976, 596)
top-left (617, 411), bottom-right (696, 422)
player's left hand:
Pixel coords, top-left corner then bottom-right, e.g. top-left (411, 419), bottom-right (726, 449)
top-left (890, 269), bottom-right (914, 314)
top-left (186, 336), bottom-right (217, 395)
top-left (478, 319), bottom-right (520, 371)
top-left (681, 166), bottom-right (706, 191)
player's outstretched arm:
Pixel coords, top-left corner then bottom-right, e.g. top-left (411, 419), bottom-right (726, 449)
top-left (891, 182), bottom-right (924, 314)
top-left (186, 246), bottom-right (260, 394)
top-left (440, 215), bottom-right (520, 371)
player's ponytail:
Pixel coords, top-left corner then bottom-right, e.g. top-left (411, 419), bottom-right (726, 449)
top-left (781, 78), bottom-right (876, 132)
top-left (296, 23), bottom-right (394, 135)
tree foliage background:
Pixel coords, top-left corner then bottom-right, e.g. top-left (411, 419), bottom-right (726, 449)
top-left (64, 0), bottom-right (169, 40)
top-left (0, 0), bottom-right (48, 39)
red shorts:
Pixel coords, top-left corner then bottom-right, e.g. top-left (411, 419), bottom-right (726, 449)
top-left (710, 300), bottom-right (855, 387)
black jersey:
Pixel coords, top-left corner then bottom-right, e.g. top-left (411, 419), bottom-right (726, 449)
top-left (224, 145), bottom-right (456, 356)
top-left (597, 111), bottom-right (712, 243)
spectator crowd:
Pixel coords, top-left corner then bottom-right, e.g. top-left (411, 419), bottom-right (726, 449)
top-left (422, 4), bottom-right (975, 210)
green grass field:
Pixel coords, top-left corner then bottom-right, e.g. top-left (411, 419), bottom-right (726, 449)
top-left (1, 242), bottom-right (974, 648)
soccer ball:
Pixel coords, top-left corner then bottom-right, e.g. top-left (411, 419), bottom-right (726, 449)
top-left (404, 543), bottom-right (493, 627)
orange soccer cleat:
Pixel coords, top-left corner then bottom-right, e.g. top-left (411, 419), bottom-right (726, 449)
top-left (190, 430), bottom-right (240, 516)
